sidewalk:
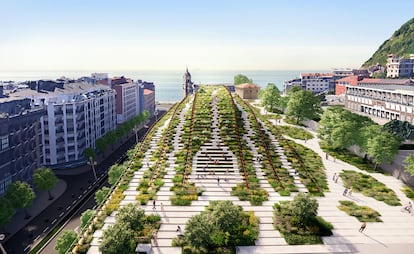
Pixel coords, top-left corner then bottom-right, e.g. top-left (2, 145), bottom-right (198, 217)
top-left (3, 179), bottom-right (67, 242)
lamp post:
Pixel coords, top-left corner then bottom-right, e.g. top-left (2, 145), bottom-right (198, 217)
top-left (154, 109), bottom-right (159, 121)
top-left (0, 234), bottom-right (7, 254)
top-left (87, 156), bottom-right (97, 180)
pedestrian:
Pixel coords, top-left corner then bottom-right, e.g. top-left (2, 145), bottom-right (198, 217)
top-left (304, 138), bottom-right (307, 143)
top-left (332, 173), bottom-right (337, 181)
top-left (224, 177), bottom-right (228, 183)
top-left (217, 177), bottom-right (220, 185)
top-left (325, 153), bottom-right (329, 160)
top-left (160, 202), bottom-right (164, 212)
top-left (335, 175), bottom-right (339, 183)
top-left (348, 187), bottom-right (353, 196)
top-left (152, 231), bottom-right (158, 246)
top-left (176, 225), bottom-right (182, 235)
top-left (343, 188), bottom-right (348, 196)
top-left (333, 156), bottom-right (336, 162)
top-left (359, 222), bottom-right (366, 232)
top-left (152, 199), bottom-right (156, 210)
top-left (294, 169), bottom-right (298, 175)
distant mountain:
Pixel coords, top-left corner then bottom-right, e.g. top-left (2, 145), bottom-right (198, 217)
top-left (362, 18), bottom-right (414, 67)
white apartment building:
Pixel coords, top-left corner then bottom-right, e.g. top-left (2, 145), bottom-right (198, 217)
top-left (300, 73), bottom-right (333, 93)
top-left (13, 83), bottom-right (116, 168)
top-left (386, 54), bottom-right (414, 78)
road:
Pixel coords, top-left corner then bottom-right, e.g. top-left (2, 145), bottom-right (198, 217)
top-left (4, 112), bottom-right (165, 254)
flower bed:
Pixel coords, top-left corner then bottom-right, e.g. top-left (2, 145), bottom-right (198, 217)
top-left (338, 200), bottom-right (382, 222)
top-left (340, 170), bottom-right (401, 206)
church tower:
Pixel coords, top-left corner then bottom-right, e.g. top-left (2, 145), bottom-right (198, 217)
top-left (183, 67), bottom-right (194, 97)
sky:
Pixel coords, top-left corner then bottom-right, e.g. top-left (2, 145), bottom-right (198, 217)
top-left (0, 0), bottom-right (413, 72)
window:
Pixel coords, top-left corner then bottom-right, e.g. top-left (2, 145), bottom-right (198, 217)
top-left (0, 135), bottom-right (9, 150)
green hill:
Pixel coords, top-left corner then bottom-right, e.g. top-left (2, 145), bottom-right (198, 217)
top-left (362, 18), bottom-right (414, 67)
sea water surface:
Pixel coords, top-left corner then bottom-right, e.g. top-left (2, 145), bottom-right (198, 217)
top-left (0, 70), bottom-right (324, 102)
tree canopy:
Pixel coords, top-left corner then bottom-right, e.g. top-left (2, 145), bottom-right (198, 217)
top-left (234, 74), bottom-right (253, 85)
top-left (33, 167), bottom-right (58, 200)
top-left (176, 201), bottom-right (259, 252)
top-left (404, 154), bottom-right (414, 176)
top-left (5, 181), bottom-right (35, 210)
top-left (55, 230), bottom-right (78, 254)
top-left (291, 193), bottom-right (318, 226)
top-left (259, 83), bottom-right (287, 113)
top-left (108, 163), bottom-right (127, 185)
top-left (80, 209), bottom-right (96, 230)
top-left (0, 197), bottom-right (14, 228)
top-left (95, 186), bottom-right (111, 205)
top-left (318, 107), bottom-right (374, 149)
top-left (365, 125), bottom-right (401, 168)
top-left (383, 119), bottom-right (414, 140)
top-left (285, 89), bottom-right (322, 124)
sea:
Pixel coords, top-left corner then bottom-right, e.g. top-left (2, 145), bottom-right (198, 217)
top-left (0, 70), bottom-right (324, 102)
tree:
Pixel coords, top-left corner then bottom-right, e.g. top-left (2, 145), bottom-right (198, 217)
top-left (234, 74), bottom-right (253, 85)
top-left (33, 167), bottom-right (58, 200)
top-left (95, 137), bottom-right (108, 153)
top-left (0, 197), bottom-right (15, 228)
top-left (404, 154), bottom-right (414, 176)
top-left (100, 222), bottom-right (134, 254)
top-left (55, 230), bottom-right (78, 254)
top-left (182, 201), bottom-right (258, 251)
top-left (108, 164), bottom-right (127, 185)
top-left (291, 193), bottom-right (318, 226)
top-left (84, 147), bottom-right (96, 161)
top-left (365, 126), bottom-right (401, 169)
top-left (285, 90), bottom-right (322, 124)
top-left (318, 107), bottom-right (374, 149)
top-left (100, 203), bottom-right (146, 254)
top-left (259, 83), bottom-right (286, 113)
top-left (5, 181), bottom-right (35, 218)
top-left (80, 209), bottom-right (96, 230)
top-left (383, 119), bottom-right (414, 140)
top-left (116, 203), bottom-right (146, 231)
top-left (95, 186), bottom-right (111, 205)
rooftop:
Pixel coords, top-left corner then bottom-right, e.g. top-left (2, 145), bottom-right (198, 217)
top-left (358, 78), bottom-right (412, 85)
top-left (236, 83), bottom-right (259, 89)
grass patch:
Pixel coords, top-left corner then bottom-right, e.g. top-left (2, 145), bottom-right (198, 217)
top-left (338, 200), bottom-right (382, 222)
top-left (279, 125), bottom-right (313, 140)
top-left (340, 170), bottom-right (401, 206)
top-left (402, 185), bottom-right (414, 201)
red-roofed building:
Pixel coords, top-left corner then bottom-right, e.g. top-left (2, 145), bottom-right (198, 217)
top-left (335, 75), bottom-right (360, 95)
top-left (235, 83), bottom-right (260, 99)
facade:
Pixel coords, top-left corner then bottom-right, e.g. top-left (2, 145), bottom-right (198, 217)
top-left (335, 75), bottom-right (360, 95)
top-left (0, 98), bottom-right (45, 195)
top-left (301, 73), bottom-right (334, 94)
top-left (183, 68), bottom-right (198, 97)
top-left (235, 83), bottom-right (260, 99)
top-left (143, 89), bottom-right (156, 116)
top-left (12, 83), bottom-right (116, 168)
top-left (386, 54), bottom-right (414, 78)
top-left (345, 84), bottom-right (414, 123)
top-left (283, 78), bottom-right (302, 93)
top-left (113, 81), bottom-right (142, 124)
top-left (358, 78), bottom-right (413, 87)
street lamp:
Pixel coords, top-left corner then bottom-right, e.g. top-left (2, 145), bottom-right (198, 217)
top-left (154, 109), bottom-right (159, 121)
top-left (0, 234), bottom-right (7, 254)
top-left (87, 156), bottom-right (97, 180)
top-left (133, 126), bottom-right (139, 143)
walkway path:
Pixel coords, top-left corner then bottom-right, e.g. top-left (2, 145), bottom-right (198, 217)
top-left (89, 97), bottom-right (414, 254)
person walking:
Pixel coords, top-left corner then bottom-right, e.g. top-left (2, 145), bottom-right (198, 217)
top-left (160, 202), bottom-right (164, 213)
top-left (217, 177), bottom-right (220, 185)
top-left (152, 199), bottom-right (156, 210)
top-left (332, 173), bottom-right (337, 181)
top-left (343, 187), bottom-right (348, 196)
top-left (348, 187), bottom-right (353, 196)
top-left (359, 222), bottom-right (366, 232)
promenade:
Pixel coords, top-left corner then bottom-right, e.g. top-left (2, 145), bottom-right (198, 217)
top-left (86, 95), bottom-right (414, 254)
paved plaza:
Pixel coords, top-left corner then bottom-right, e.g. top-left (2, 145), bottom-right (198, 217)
top-left (88, 96), bottom-right (414, 254)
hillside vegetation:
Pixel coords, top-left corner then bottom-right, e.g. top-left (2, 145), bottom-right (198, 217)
top-left (363, 18), bottom-right (414, 67)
